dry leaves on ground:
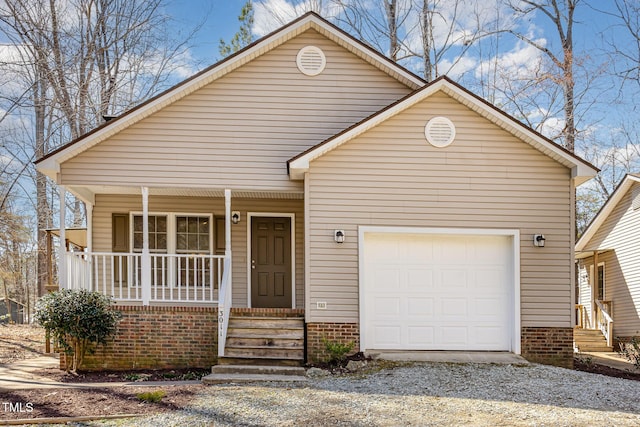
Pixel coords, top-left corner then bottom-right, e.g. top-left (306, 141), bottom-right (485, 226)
top-left (0, 324), bottom-right (46, 364)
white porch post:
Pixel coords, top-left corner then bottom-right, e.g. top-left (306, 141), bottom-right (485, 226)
top-left (224, 189), bottom-right (231, 258)
top-left (224, 189), bottom-right (232, 300)
top-left (85, 202), bottom-right (93, 291)
top-left (58, 186), bottom-right (67, 289)
top-left (141, 187), bottom-right (151, 305)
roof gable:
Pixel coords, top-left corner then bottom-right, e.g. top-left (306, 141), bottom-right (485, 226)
top-left (36, 12), bottom-right (424, 179)
top-left (576, 174), bottom-right (640, 252)
top-left (288, 76), bottom-right (598, 184)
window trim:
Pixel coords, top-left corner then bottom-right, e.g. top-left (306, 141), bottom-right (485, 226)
top-left (129, 212), bottom-right (214, 255)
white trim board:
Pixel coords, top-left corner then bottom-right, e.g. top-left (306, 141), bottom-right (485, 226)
top-left (246, 212), bottom-right (296, 309)
top-left (357, 226), bottom-right (521, 354)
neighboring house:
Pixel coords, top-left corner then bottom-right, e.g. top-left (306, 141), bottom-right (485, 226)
top-left (575, 174), bottom-right (640, 351)
top-left (1, 298), bottom-right (26, 324)
top-left (35, 12), bottom-right (597, 370)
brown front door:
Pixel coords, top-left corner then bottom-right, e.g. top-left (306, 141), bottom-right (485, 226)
top-left (251, 216), bottom-right (292, 308)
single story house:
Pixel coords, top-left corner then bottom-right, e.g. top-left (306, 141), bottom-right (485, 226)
top-left (575, 174), bottom-right (640, 350)
top-left (36, 12), bottom-right (597, 370)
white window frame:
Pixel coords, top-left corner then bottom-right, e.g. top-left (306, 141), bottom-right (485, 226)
top-left (129, 212), bottom-right (214, 255)
top-left (129, 212), bottom-right (214, 288)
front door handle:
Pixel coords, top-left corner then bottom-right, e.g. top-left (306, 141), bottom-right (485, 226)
top-left (251, 259), bottom-right (255, 269)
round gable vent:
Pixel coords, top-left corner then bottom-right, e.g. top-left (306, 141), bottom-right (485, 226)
top-left (296, 46), bottom-right (326, 76)
top-left (424, 116), bottom-right (456, 148)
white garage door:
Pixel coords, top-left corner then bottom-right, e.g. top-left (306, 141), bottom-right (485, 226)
top-left (362, 232), bottom-right (513, 351)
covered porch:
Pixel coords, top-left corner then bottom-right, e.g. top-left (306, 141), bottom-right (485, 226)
top-left (55, 184), bottom-right (304, 359)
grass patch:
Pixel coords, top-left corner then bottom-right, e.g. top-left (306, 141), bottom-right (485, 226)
top-left (136, 390), bottom-right (166, 403)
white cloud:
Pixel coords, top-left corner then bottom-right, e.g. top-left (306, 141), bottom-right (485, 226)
top-left (253, 0), bottom-right (343, 37)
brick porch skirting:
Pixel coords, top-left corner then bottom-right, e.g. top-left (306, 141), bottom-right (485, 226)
top-left (306, 322), bottom-right (360, 363)
top-left (521, 327), bottom-right (574, 368)
top-left (61, 305), bottom-right (218, 371)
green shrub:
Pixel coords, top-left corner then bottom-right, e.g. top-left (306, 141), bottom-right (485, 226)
top-left (136, 390), bottom-right (166, 403)
top-left (618, 336), bottom-right (640, 370)
top-left (34, 289), bottom-right (121, 373)
top-left (322, 337), bottom-right (354, 364)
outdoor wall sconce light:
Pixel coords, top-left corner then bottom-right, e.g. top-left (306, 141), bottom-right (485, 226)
top-left (334, 230), bottom-right (345, 244)
top-left (533, 234), bottom-right (546, 247)
top-left (231, 211), bottom-right (240, 224)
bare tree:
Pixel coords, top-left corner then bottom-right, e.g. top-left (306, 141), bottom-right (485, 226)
top-left (0, 0), bottom-right (199, 295)
top-left (508, 0), bottom-right (579, 152)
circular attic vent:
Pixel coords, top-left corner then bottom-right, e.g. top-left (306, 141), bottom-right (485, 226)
top-left (296, 46), bottom-right (326, 76)
top-left (424, 116), bottom-right (456, 148)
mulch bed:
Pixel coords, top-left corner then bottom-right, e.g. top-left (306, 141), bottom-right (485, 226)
top-left (0, 385), bottom-right (202, 420)
top-left (33, 367), bottom-right (211, 383)
top-left (573, 357), bottom-right (640, 382)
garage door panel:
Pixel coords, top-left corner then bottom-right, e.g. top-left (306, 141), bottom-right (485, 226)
top-left (440, 327), bottom-right (468, 346)
top-left (407, 326), bottom-right (434, 345)
top-left (407, 298), bottom-right (434, 316)
top-left (373, 269), bottom-right (400, 291)
top-left (373, 297), bottom-right (400, 316)
top-left (363, 232), bottom-right (513, 351)
top-left (407, 268), bottom-right (433, 289)
top-left (440, 298), bottom-right (468, 316)
top-left (439, 269), bottom-right (467, 289)
top-left (372, 326), bottom-right (402, 346)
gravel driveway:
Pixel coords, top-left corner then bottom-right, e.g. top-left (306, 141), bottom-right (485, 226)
top-left (87, 362), bottom-right (639, 426)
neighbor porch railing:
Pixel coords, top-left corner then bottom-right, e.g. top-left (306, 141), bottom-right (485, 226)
top-left (594, 299), bottom-right (614, 348)
top-left (66, 251), bottom-right (225, 304)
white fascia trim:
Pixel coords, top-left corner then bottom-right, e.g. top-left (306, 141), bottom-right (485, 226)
top-left (576, 175), bottom-right (640, 252)
top-left (357, 226), bottom-right (521, 355)
top-left (290, 79), bottom-right (597, 183)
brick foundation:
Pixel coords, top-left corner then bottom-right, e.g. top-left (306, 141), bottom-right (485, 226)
top-left (521, 327), bottom-right (574, 368)
top-left (61, 305), bottom-right (218, 371)
top-left (306, 322), bottom-right (360, 363)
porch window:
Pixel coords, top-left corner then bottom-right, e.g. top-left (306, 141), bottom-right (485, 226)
top-left (133, 215), bottom-right (168, 286)
top-left (176, 216), bottom-right (211, 286)
top-left (130, 213), bottom-right (214, 287)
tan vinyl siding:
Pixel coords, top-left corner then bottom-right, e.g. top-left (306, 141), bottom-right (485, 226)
top-left (93, 194), bottom-right (304, 308)
top-left (583, 186), bottom-right (640, 337)
top-left (60, 29), bottom-right (412, 191)
top-left (307, 91), bottom-right (572, 326)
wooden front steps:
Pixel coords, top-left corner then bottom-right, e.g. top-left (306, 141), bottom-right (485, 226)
top-left (218, 308), bottom-right (305, 366)
top-left (205, 308), bottom-right (306, 384)
top-left (574, 328), bottom-right (613, 352)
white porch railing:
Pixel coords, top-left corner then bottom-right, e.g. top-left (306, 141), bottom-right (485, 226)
top-left (595, 299), bottom-right (614, 348)
top-left (217, 256), bottom-right (232, 358)
top-left (66, 252), bottom-right (226, 304)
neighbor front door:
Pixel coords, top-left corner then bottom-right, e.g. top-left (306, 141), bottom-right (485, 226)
top-left (251, 216), bottom-right (292, 308)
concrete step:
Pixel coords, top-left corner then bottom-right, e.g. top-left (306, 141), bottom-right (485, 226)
top-left (202, 372), bottom-right (308, 384)
top-left (211, 364), bottom-right (306, 376)
top-left (576, 345), bottom-right (614, 352)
